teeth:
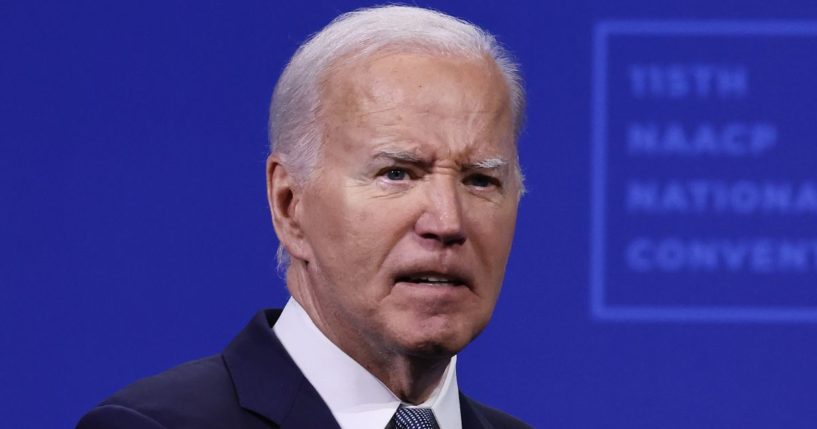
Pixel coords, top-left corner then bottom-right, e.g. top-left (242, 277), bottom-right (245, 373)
top-left (407, 276), bottom-right (456, 283)
top-left (418, 276), bottom-right (448, 282)
top-left (396, 273), bottom-right (465, 286)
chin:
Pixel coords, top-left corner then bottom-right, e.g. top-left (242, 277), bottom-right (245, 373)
top-left (402, 341), bottom-right (455, 359)
top-left (396, 323), bottom-right (481, 359)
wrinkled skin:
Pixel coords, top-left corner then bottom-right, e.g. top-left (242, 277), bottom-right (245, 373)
top-left (267, 51), bottom-right (520, 402)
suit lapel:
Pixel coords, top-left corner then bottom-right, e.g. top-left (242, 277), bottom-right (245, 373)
top-left (459, 392), bottom-right (496, 429)
top-left (222, 309), bottom-right (341, 429)
top-left (223, 309), bottom-right (499, 429)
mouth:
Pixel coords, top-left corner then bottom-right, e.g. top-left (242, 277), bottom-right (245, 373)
top-left (394, 272), bottom-right (469, 288)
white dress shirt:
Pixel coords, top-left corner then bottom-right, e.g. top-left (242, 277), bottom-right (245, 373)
top-left (273, 297), bottom-right (462, 429)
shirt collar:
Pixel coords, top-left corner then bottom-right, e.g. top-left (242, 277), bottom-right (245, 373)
top-left (273, 297), bottom-right (462, 429)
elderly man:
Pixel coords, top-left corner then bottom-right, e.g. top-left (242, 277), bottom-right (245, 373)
top-left (78, 6), bottom-right (529, 429)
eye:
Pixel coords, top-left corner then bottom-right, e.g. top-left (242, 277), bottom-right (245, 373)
top-left (465, 174), bottom-right (500, 189)
top-left (383, 168), bottom-right (409, 181)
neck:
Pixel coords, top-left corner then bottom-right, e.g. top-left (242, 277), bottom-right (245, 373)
top-left (285, 265), bottom-right (451, 404)
top-left (364, 353), bottom-right (450, 404)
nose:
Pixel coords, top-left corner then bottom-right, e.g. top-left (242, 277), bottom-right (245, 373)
top-left (414, 177), bottom-right (466, 247)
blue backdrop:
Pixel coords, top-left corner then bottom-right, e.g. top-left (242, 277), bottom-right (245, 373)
top-left (3, 1), bottom-right (817, 427)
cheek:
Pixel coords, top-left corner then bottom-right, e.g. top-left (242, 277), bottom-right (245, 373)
top-left (306, 184), bottom-right (410, 275)
top-left (468, 201), bottom-right (518, 273)
top-left (343, 197), bottom-right (417, 264)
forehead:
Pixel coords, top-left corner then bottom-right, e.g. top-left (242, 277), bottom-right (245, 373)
top-left (318, 51), bottom-right (515, 159)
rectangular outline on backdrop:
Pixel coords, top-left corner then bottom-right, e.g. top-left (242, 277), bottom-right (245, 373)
top-left (590, 20), bottom-right (817, 323)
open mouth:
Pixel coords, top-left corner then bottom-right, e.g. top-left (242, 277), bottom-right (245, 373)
top-left (395, 272), bottom-right (468, 287)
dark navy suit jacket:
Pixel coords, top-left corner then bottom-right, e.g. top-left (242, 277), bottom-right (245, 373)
top-left (77, 309), bottom-right (531, 429)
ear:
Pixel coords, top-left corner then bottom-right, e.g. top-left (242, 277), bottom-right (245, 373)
top-left (266, 155), bottom-right (311, 262)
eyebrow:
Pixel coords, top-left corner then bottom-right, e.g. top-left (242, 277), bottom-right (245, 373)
top-left (373, 149), bottom-right (430, 166)
top-left (372, 149), bottom-right (509, 172)
top-left (374, 149), bottom-right (423, 163)
top-left (467, 157), bottom-right (508, 170)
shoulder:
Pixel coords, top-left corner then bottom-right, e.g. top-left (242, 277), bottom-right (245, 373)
top-left (76, 355), bottom-right (266, 429)
top-left (460, 394), bottom-right (533, 429)
top-left (102, 355), bottom-right (232, 408)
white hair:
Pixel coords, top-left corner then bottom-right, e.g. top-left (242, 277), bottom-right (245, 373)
top-left (268, 5), bottom-right (526, 269)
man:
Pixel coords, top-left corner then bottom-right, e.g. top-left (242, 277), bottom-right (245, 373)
top-left (78, 5), bottom-right (529, 429)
